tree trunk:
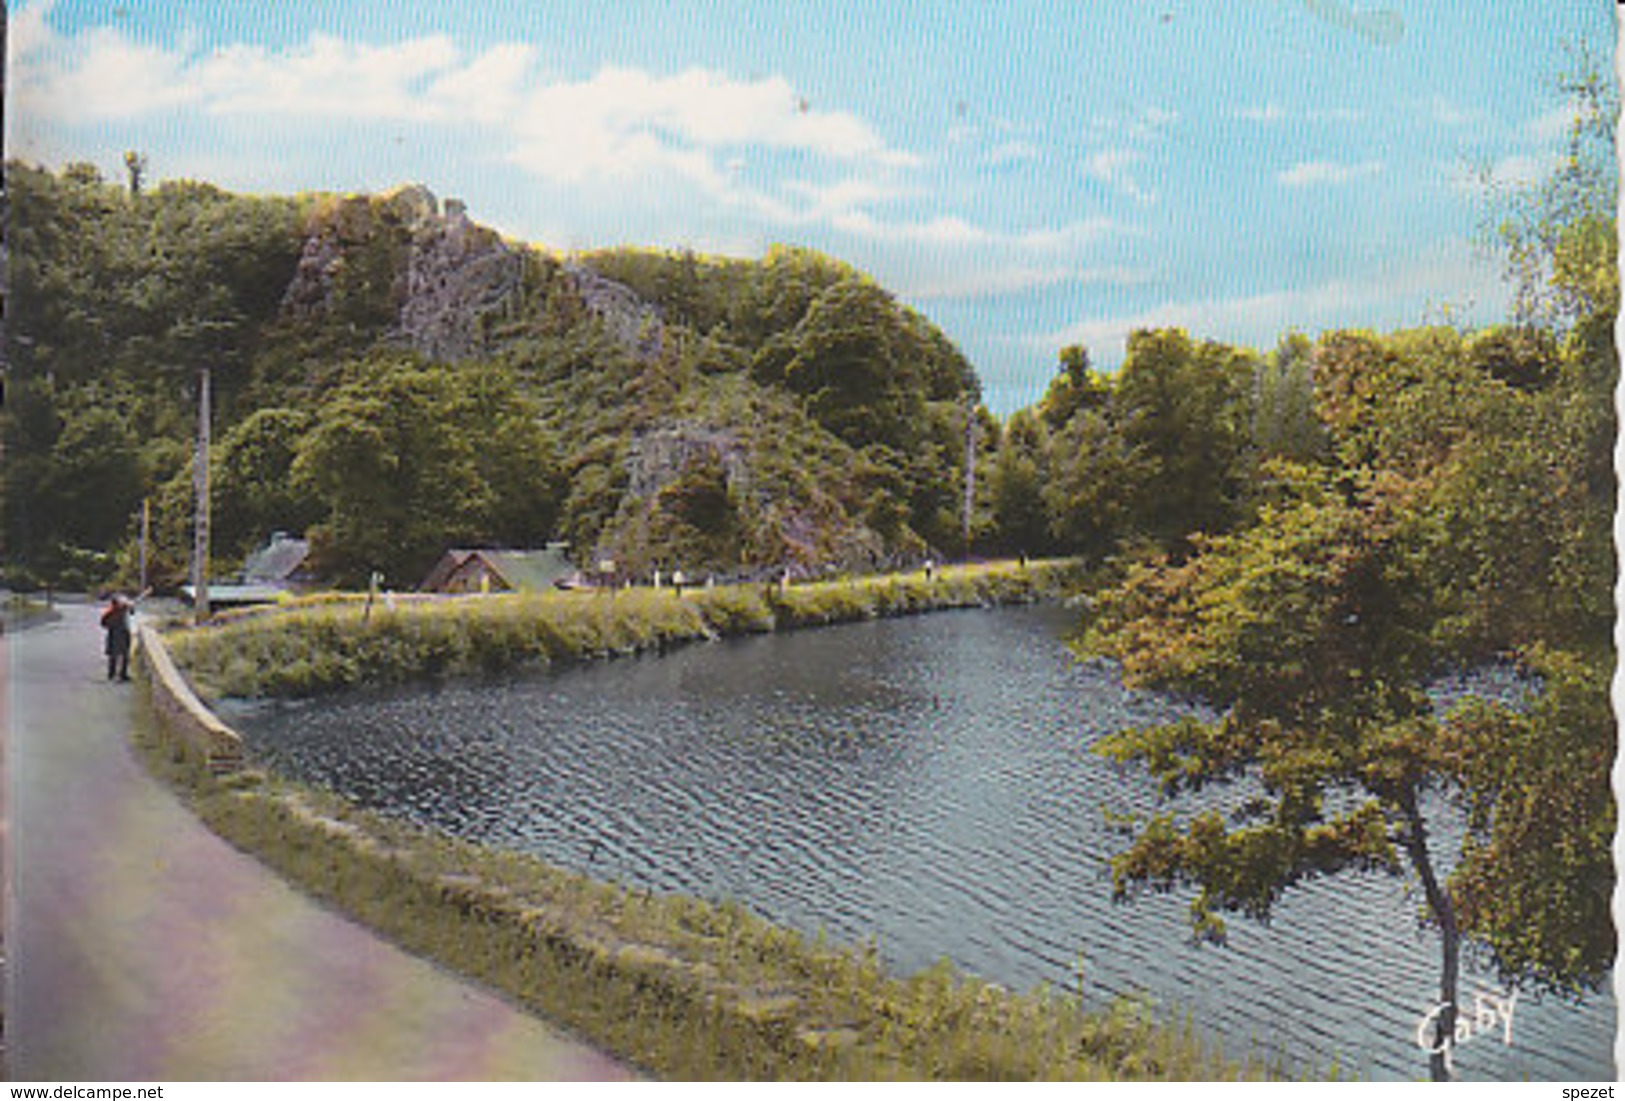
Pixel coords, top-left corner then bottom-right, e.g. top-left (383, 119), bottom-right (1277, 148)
top-left (1401, 791), bottom-right (1459, 1082)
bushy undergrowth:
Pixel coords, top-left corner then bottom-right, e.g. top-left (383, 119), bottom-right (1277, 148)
top-left (167, 559), bottom-right (1084, 699)
top-left (131, 694), bottom-right (1267, 1082)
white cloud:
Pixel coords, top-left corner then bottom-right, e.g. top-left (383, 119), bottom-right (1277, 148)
top-left (195, 34), bottom-right (463, 121)
top-left (1037, 246), bottom-right (1507, 363)
top-left (849, 213), bottom-right (1133, 304)
top-left (1138, 106), bottom-right (1180, 132)
top-left (11, 18), bottom-right (936, 240)
top-left (1084, 148), bottom-right (1137, 179)
top-left (1491, 152), bottom-right (1561, 189)
top-left (831, 211), bottom-right (990, 248)
top-left (9, 0), bottom-right (60, 60)
top-left (1232, 103), bottom-right (1363, 125)
top-left (502, 66), bottom-right (914, 188)
top-left (984, 140), bottom-right (1041, 169)
top-left (906, 263), bottom-right (1148, 303)
top-left (1040, 284), bottom-right (1343, 359)
top-left (1430, 96), bottom-right (1480, 128)
top-left (826, 212), bottom-right (1121, 254)
top-left (14, 22), bottom-right (470, 125)
top-left (829, 209), bottom-right (1074, 251)
top-left (1527, 97), bottom-right (1597, 144)
top-left (785, 177), bottom-right (919, 218)
top-left (1084, 105), bottom-right (1179, 145)
top-left (1277, 159), bottom-right (1383, 187)
top-left (424, 43), bottom-right (538, 125)
top-left (1235, 102), bottom-right (1287, 124)
top-left (1444, 151), bottom-right (1563, 196)
top-left (1083, 147), bottom-right (1154, 202)
top-left (15, 23), bottom-right (200, 122)
top-left (12, 20), bottom-right (917, 177)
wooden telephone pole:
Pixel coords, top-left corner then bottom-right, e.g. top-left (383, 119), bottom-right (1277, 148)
top-left (139, 497), bottom-right (150, 595)
top-left (962, 391), bottom-right (977, 558)
top-left (192, 366), bottom-right (211, 621)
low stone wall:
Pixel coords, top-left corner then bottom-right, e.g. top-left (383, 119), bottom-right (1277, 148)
top-left (136, 623), bottom-right (244, 773)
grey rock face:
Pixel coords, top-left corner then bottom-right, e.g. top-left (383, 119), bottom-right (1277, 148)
top-left (395, 199), bottom-right (524, 361)
top-left (563, 262), bottom-right (665, 362)
top-left (279, 185), bottom-right (525, 362)
top-left (624, 423), bottom-right (749, 500)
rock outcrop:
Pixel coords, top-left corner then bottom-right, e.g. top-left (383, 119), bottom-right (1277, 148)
top-left (395, 192), bottom-right (524, 361)
top-left (563, 261), bottom-right (665, 362)
top-left (624, 423), bottom-right (749, 500)
top-left (281, 185), bottom-right (667, 366)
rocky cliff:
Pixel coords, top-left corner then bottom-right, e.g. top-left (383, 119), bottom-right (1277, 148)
top-left (281, 184), bottom-right (663, 366)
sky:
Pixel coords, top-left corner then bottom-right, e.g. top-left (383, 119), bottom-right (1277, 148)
top-left (7, 1), bottom-right (1617, 413)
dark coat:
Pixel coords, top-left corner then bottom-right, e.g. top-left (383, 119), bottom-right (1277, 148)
top-left (102, 601), bottom-right (132, 655)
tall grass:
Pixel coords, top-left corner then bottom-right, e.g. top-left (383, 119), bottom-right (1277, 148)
top-left (167, 559), bottom-right (1084, 699)
top-left (131, 696), bottom-right (1271, 1082)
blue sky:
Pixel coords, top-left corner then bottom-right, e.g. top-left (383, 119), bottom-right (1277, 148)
top-left (8, 1), bottom-right (1616, 412)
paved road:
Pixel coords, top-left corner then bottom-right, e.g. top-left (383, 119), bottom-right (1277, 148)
top-left (6, 600), bottom-right (636, 1081)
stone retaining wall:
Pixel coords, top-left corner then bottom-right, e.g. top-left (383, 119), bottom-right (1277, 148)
top-left (136, 623), bottom-right (244, 773)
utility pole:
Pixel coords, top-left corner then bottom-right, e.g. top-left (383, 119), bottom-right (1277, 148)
top-left (962, 391), bottom-right (977, 559)
top-left (192, 366), bottom-right (211, 621)
top-left (139, 497), bottom-right (150, 595)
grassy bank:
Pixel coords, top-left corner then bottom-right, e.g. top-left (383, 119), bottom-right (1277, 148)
top-left (167, 558), bottom-right (1084, 699)
top-left (132, 694), bottom-right (1265, 1082)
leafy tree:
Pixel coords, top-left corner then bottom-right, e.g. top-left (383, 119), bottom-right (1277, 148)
top-left (739, 244), bottom-right (858, 344)
top-left (209, 407), bottom-right (324, 561)
top-left (1441, 646), bottom-right (1613, 996)
top-left (1083, 466), bottom-right (1475, 1080)
top-left (1463, 325), bottom-right (1558, 392)
top-left (989, 409), bottom-right (1052, 556)
top-left (1087, 86), bottom-right (1617, 1069)
top-left (645, 453), bottom-right (743, 568)
top-left (1, 377), bottom-right (67, 581)
top-left (1420, 364), bottom-right (1612, 654)
top-left (1039, 344), bottom-right (1110, 431)
top-left (1491, 49), bottom-right (1616, 329)
top-left (775, 276), bottom-right (926, 449)
top-left (39, 404), bottom-right (144, 570)
top-left (1111, 328), bottom-right (1256, 551)
top-left (1042, 403), bottom-right (1142, 559)
top-left (123, 151), bottom-right (148, 197)
top-left (292, 357), bottom-right (560, 586)
top-left (1252, 332), bottom-right (1327, 463)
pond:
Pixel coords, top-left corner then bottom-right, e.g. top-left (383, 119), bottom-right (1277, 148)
top-left (225, 603), bottom-right (1614, 1080)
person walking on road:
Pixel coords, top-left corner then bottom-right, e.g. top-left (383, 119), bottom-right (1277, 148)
top-left (100, 593), bottom-right (133, 682)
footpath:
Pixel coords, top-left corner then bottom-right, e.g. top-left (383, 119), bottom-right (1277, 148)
top-left (5, 599), bottom-right (635, 1081)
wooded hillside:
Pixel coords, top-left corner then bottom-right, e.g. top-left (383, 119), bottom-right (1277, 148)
top-left (3, 164), bottom-right (985, 589)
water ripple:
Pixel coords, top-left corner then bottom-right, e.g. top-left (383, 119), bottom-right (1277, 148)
top-left (234, 604), bottom-right (1613, 1081)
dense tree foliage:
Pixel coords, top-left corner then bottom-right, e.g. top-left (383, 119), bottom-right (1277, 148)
top-left (3, 166), bottom-right (989, 588)
top-left (4, 163), bottom-right (305, 586)
top-left (1023, 329), bottom-right (1259, 561)
top-left (1074, 77), bottom-right (1616, 1080)
top-left (287, 357), bottom-right (561, 586)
